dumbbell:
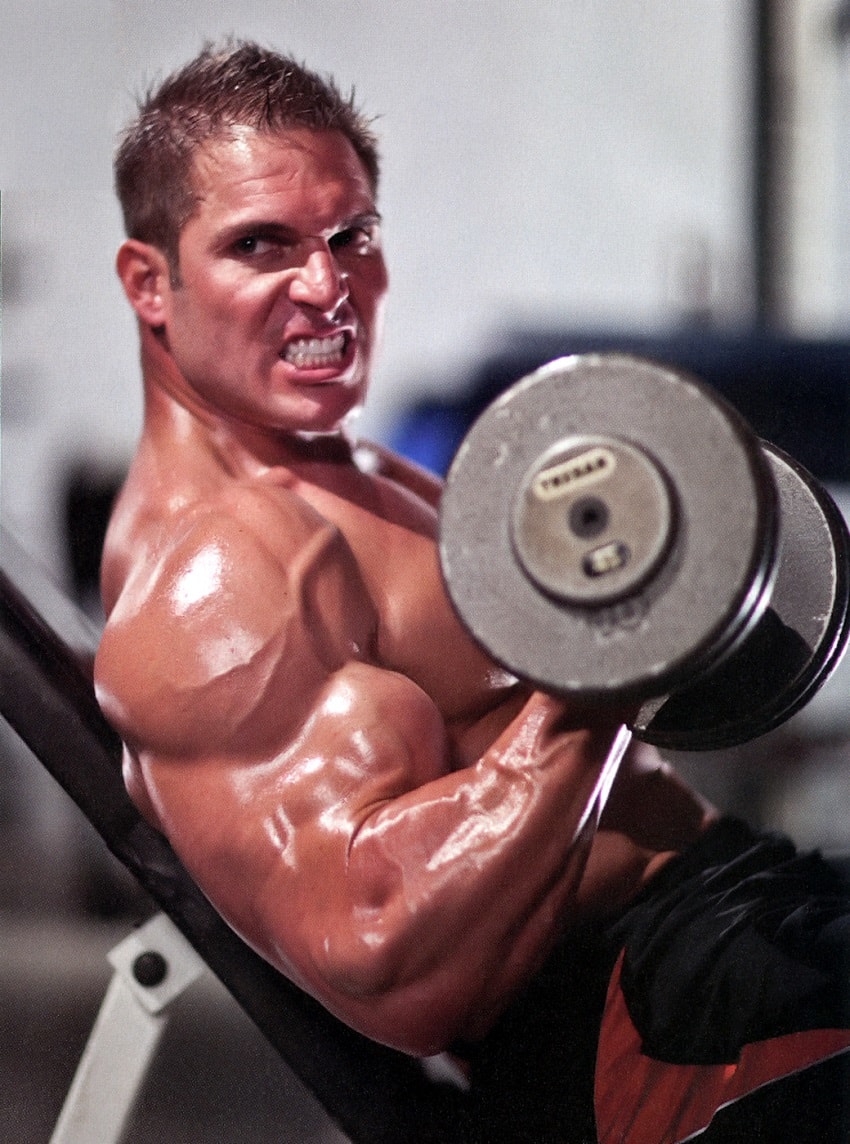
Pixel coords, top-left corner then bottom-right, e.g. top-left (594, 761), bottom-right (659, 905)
top-left (439, 353), bottom-right (850, 750)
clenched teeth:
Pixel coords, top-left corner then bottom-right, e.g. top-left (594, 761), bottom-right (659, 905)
top-left (283, 333), bottom-right (346, 368)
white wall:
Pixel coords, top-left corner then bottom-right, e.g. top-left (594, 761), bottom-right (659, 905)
top-left (1, 0), bottom-right (752, 574)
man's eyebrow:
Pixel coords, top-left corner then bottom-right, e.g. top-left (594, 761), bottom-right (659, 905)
top-left (337, 210), bottom-right (383, 230)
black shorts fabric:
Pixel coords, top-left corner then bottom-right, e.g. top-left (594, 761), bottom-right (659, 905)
top-left (606, 816), bottom-right (850, 1062)
top-left (464, 818), bottom-right (850, 1143)
top-left (599, 816), bottom-right (850, 1141)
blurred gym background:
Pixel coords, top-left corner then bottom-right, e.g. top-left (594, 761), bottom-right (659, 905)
top-left (3, 1), bottom-right (850, 1139)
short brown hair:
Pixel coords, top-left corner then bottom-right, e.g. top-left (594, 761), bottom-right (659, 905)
top-left (115, 40), bottom-right (380, 272)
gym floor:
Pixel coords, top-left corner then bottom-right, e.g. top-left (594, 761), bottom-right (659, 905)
top-left (1, 912), bottom-right (349, 1143)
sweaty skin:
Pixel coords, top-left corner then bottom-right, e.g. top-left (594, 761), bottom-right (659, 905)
top-left (95, 127), bottom-right (715, 1056)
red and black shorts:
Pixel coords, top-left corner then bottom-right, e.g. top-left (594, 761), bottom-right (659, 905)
top-left (465, 817), bottom-right (850, 1142)
top-left (597, 816), bottom-right (850, 1141)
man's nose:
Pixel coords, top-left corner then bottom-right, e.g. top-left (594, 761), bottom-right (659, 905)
top-left (289, 243), bottom-right (349, 315)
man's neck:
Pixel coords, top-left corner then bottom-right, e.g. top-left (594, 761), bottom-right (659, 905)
top-left (138, 323), bottom-right (356, 473)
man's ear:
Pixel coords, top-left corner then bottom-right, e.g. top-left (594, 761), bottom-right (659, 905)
top-left (115, 239), bottom-right (173, 327)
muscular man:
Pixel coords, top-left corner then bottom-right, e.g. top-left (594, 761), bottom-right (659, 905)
top-left (95, 42), bottom-right (850, 1141)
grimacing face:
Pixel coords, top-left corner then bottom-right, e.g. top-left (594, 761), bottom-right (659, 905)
top-left (149, 126), bottom-right (388, 436)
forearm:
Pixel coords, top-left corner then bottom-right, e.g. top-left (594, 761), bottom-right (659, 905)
top-left (574, 738), bottom-right (719, 918)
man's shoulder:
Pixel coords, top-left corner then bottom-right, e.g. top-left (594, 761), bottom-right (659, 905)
top-left (360, 440), bottom-right (443, 509)
top-left (106, 463), bottom-right (339, 603)
top-left (96, 476), bottom-right (376, 755)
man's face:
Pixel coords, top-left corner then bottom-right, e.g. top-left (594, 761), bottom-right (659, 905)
top-left (158, 127), bottom-right (388, 436)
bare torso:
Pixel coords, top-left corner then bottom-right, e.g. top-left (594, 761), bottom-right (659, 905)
top-left (96, 345), bottom-right (714, 1055)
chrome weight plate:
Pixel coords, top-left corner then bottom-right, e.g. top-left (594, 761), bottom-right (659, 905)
top-left (634, 442), bottom-right (850, 749)
top-left (439, 354), bottom-right (778, 701)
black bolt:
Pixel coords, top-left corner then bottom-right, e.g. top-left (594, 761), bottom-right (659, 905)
top-left (132, 950), bottom-right (168, 987)
top-left (568, 495), bottom-right (610, 539)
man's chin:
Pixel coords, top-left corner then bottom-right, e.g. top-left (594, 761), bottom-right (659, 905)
top-left (274, 386), bottom-right (365, 437)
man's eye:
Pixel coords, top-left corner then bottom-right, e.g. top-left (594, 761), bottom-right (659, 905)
top-left (329, 225), bottom-right (379, 254)
top-left (234, 235), bottom-right (277, 256)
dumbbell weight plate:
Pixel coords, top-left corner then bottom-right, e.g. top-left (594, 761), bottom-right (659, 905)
top-left (511, 433), bottom-right (677, 606)
top-left (439, 353), bottom-right (778, 701)
top-left (634, 442), bottom-right (850, 749)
